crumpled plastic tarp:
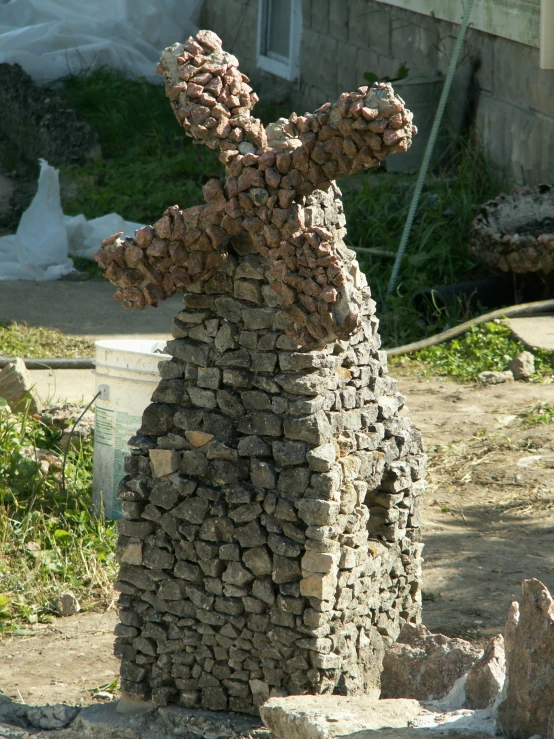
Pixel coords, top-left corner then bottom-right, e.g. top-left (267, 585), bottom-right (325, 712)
top-left (0, 0), bottom-right (202, 83)
top-left (0, 159), bottom-right (143, 280)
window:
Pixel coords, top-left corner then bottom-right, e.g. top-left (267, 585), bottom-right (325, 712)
top-left (257, 0), bottom-right (302, 81)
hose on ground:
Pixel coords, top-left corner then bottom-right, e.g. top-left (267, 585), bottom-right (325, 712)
top-left (386, 298), bottom-right (554, 357)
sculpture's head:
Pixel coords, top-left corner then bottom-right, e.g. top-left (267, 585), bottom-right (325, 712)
top-left (95, 30), bottom-right (415, 350)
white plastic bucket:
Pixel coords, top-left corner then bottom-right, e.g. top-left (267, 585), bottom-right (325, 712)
top-left (92, 339), bottom-right (170, 519)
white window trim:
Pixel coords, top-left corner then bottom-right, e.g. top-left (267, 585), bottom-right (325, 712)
top-left (256, 0), bottom-right (302, 81)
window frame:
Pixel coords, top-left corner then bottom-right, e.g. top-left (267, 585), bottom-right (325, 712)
top-left (256, 0), bottom-right (302, 81)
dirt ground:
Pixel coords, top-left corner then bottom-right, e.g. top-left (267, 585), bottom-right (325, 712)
top-left (2, 373), bottom-right (554, 706)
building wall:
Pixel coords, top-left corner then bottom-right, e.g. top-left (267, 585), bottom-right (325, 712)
top-left (201, 0), bottom-right (554, 184)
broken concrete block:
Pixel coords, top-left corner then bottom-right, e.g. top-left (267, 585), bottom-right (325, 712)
top-left (0, 358), bottom-right (43, 414)
top-left (380, 623), bottom-right (482, 701)
top-left (259, 695), bottom-right (421, 738)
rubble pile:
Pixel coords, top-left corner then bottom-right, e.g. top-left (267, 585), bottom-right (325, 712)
top-left (95, 30), bottom-right (426, 715)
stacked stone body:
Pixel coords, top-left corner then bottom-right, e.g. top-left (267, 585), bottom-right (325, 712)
top-left (96, 30), bottom-right (426, 715)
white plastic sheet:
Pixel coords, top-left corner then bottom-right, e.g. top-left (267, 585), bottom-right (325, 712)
top-left (0, 0), bottom-right (202, 83)
top-left (0, 160), bottom-right (143, 280)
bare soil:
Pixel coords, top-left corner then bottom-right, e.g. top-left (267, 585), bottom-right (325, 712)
top-left (2, 373), bottom-right (554, 705)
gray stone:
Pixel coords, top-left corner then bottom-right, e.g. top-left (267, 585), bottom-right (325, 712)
top-left (141, 404), bottom-right (175, 435)
top-left (272, 440), bottom-right (308, 466)
top-left (238, 412), bottom-right (282, 436)
top-left (296, 499), bottom-right (339, 527)
top-left (284, 412), bottom-right (332, 445)
top-left (214, 296), bottom-right (243, 323)
top-left (277, 467), bottom-right (310, 495)
top-left (242, 546), bottom-right (273, 577)
top-left (250, 459), bottom-right (276, 488)
top-left (276, 373), bottom-right (328, 396)
top-left (216, 389), bottom-right (245, 419)
top-left (180, 450), bottom-right (209, 477)
top-left (214, 323), bottom-right (238, 353)
top-left (478, 370), bottom-right (514, 385)
top-left (235, 521), bottom-right (267, 548)
top-left (197, 367), bottom-right (221, 389)
top-left (234, 279), bottom-right (261, 303)
top-left (56, 591), bottom-right (80, 617)
top-left (306, 443), bottom-right (336, 472)
top-left (260, 695), bottom-right (425, 738)
top-left (272, 555), bottom-right (302, 584)
top-left (237, 435), bottom-right (272, 457)
top-left (241, 390), bottom-right (272, 411)
top-left (223, 562), bottom-right (255, 586)
top-left (172, 497), bottom-right (209, 524)
top-left (242, 308), bottom-right (276, 329)
top-left (165, 339), bottom-right (210, 366)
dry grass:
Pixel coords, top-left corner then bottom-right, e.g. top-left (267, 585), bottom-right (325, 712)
top-left (0, 321), bottom-right (94, 358)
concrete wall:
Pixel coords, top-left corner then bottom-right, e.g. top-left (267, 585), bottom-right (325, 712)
top-left (201, 0), bottom-right (554, 184)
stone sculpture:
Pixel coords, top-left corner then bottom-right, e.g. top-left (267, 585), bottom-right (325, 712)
top-left (95, 30), bottom-right (426, 715)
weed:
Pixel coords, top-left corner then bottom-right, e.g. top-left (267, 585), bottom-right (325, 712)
top-left (519, 402), bottom-right (554, 427)
top-left (0, 404), bottom-right (116, 631)
top-left (0, 321), bottom-right (94, 358)
top-left (391, 321), bottom-right (554, 382)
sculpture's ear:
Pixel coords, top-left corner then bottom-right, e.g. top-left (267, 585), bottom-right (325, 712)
top-left (157, 31), bottom-right (267, 153)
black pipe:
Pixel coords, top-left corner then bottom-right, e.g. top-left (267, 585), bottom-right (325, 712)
top-left (412, 277), bottom-right (514, 319)
top-left (0, 357), bottom-right (95, 370)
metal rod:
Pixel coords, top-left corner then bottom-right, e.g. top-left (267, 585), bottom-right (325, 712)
top-left (386, 0), bottom-right (476, 296)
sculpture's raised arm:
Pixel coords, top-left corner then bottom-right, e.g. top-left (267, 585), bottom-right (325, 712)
top-left (94, 182), bottom-right (235, 309)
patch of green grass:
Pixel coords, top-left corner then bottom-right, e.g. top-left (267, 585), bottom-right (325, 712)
top-left (56, 67), bottom-right (224, 224)
top-left (391, 321), bottom-right (554, 382)
top-left (519, 402), bottom-right (554, 427)
top-left (0, 321), bottom-right (94, 358)
top-left (0, 404), bottom-right (116, 631)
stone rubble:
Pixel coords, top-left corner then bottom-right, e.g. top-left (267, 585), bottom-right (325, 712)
top-left (94, 30), bottom-right (426, 715)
